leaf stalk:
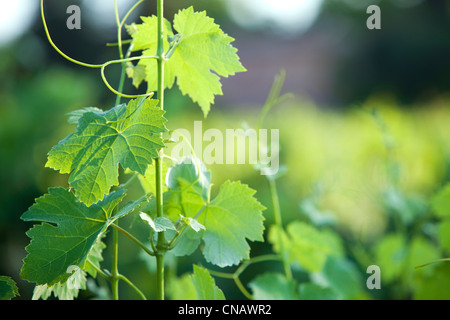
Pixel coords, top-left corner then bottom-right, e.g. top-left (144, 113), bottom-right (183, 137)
top-left (155, 0), bottom-right (166, 301)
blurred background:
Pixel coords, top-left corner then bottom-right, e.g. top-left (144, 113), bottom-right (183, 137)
top-left (2, 0), bottom-right (450, 300)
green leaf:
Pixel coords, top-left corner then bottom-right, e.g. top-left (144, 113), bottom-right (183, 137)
top-left (180, 215), bottom-right (206, 232)
top-left (32, 238), bottom-right (107, 300)
top-left (163, 214), bottom-right (206, 257)
top-left (268, 225), bottom-right (292, 263)
top-left (166, 157), bottom-right (211, 201)
top-left (201, 181), bottom-right (265, 267)
top-left (288, 225), bottom-right (328, 272)
top-left (167, 273), bottom-right (197, 300)
top-left (383, 187), bottom-right (427, 226)
top-left (438, 221), bottom-right (450, 251)
top-left (320, 257), bottom-right (366, 300)
top-left (67, 107), bottom-right (104, 125)
top-left (140, 212), bottom-right (176, 232)
top-left (32, 267), bottom-right (87, 300)
top-left (249, 273), bottom-right (298, 300)
top-left (406, 236), bottom-right (440, 287)
top-left (190, 265), bottom-right (225, 300)
top-left (113, 196), bottom-right (147, 221)
top-left (168, 227), bottom-right (202, 257)
top-left (21, 187), bottom-right (126, 286)
top-left (0, 276), bottom-right (19, 300)
top-left (133, 157), bottom-right (171, 195)
top-left (269, 222), bottom-right (343, 273)
top-left (431, 184), bottom-right (450, 218)
top-left (163, 159), bottom-right (265, 266)
top-left (299, 198), bottom-right (337, 227)
top-left (413, 263), bottom-right (450, 300)
top-left (126, 16), bottom-right (173, 52)
top-left (128, 7), bottom-right (246, 116)
top-left (163, 157), bottom-right (210, 222)
top-left (83, 237), bottom-right (107, 279)
top-left (299, 283), bottom-right (339, 300)
top-left (167, 266), bottom-right (224, 300)
top-left (125, 63), bottom-right (146, 89)
top-left (373, 233), bottom-right (408, 284)
top-left (46, 97), bottom-right (167, 206)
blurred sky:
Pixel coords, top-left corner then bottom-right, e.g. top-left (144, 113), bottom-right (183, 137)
top-left (224, 0), bottom-right (324, 34)
top-left (0, 0), bottom-right (39, 46)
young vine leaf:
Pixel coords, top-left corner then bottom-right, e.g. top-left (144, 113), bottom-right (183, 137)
top-left (46, 97), bottom-right (167, 206)
top-left (161, 158), bottom-right (265, 267)
top-left (20, 188), bottom-right (128, 286)
top-left (163, 157), bottom-right (210, 223)
top-left (269, 222), bottom-right (344, 273)
top-left (166, 218), bottom-right (205, 258)
top-left (202, 181), bottom-right (266, 267)
top-left (140, 213), bottom-right (176, 233)
top-left (167, 265), bottom-right (225, 300)
top-left (320, 256), bottom-right (366, 300)
top-left (32, 237), bottom-right (107, 300)
top-left (249, 273), bottom-right (299, 300)
top-left (0, 276), bottom-right (19, 300)
top-left (132, 157), bottom-right (171, 195)
top-left (299, 283), bottom-right (339, 300)
top-left (127, 6), bottom-right (246, 116)
top-left (431, 183), bottom-right (450, 218)
top-left (32, 267), bottom-right (87, 300)
top-left (166, 156), bottom-right (211, 201)
top-left (190, 265), bottom-right (225, 300)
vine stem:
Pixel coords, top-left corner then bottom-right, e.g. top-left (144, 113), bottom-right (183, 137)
top-left (113, 0), bottom-right (148, 105)
top-left (111, 223), bottom-right (155, 257)
top-left (40, 0), bottom-right (103, 68)
top-left (208, 254), bottom-right (282, 300)
top-left (86, 259), bottom-right (147, 300)
top-left (118, 275), bottom-right (147, 300)
top-left (415, 258), bottom-right (450, 269)
top-left (109, 0), bottom-right (150, 301)
top-left (256, 71), bottom-right (293, 280)
top-left (111, 219), bottom-right (120, 300)
top-left (41, 0), bottom-right (153, 99)
top-left (41, 0), bottom-right (165, 300)
top-left (155, 0), bottom-right (166, 301)
top-left (101, 55), bottom-right (157, 100)
top-left (167, 206), bottom-right (207, 250)
top-left (268, 179), bottom-right (292, 280)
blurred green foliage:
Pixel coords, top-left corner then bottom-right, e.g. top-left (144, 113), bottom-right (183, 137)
top-left (2, 0), bottom-right (450, 300)
top-left (4, 69), bottom-right (450, 299)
